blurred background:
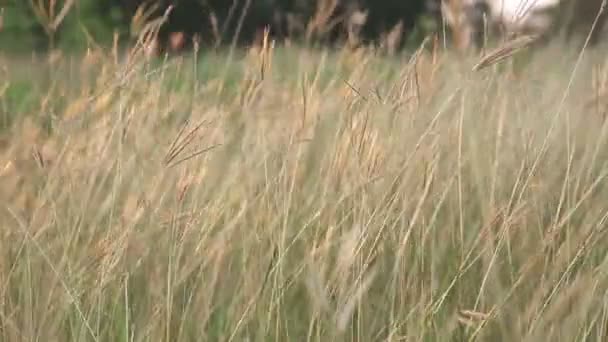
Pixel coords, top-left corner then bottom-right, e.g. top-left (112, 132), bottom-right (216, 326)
top-left (0, 0), bottom-right (605, 56)
top-left (0, 0), bottom-right (444, 55)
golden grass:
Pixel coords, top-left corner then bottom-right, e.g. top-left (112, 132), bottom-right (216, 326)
top-left (1, 40), bottom-right (608, 341)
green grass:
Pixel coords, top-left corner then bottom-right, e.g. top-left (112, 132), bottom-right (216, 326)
top-left (2, 41), bottom-right (608, 341)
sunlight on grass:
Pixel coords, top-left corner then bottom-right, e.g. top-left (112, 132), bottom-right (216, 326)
top-left (1, 40), bottom-right (608, 341)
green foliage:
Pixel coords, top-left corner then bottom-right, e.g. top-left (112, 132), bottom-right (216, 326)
top-left (0, 1), bottom-right (45, 51)
top-left (0, 0), bottom-right (431, 52)
top-left (0, 80), bottom-right (40, 131)
top-left (55, 0), bottom-right (127, 51)
top-left (0, 0), bottom-right (127, 51)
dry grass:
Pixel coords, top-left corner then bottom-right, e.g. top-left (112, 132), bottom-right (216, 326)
top-left (2, 39), bottom-right (608, 341)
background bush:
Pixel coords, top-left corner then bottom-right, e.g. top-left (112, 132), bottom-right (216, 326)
top-left (0, 0), bottom-right (433, 52)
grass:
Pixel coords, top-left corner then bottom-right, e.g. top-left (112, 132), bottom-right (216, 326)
top-left (1, 38), bottom-right (608, 341)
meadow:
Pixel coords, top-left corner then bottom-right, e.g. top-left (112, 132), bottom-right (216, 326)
top-left (1, 37), bottom-right (608, 341)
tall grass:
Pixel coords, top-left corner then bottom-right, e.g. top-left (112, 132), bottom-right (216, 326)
top-left (1, 39), bottom-right (608, 341)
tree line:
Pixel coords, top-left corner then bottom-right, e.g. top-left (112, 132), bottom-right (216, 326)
top-left (0, 0), bottom-right (438, 53)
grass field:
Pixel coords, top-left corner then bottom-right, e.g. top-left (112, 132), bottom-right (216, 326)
top-left (2, 39), bottom-right (608, 341)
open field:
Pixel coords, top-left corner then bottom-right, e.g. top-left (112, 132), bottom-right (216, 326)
top-left (2, 40), bottom-right (608, 341)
